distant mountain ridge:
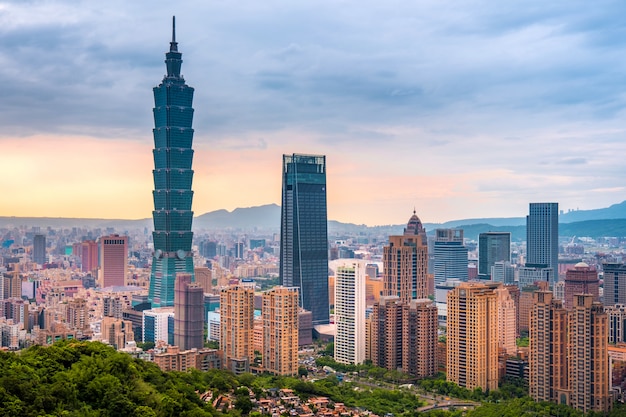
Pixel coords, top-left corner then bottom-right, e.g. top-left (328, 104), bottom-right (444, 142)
top-left (0, 201), bottom-right (625, 237)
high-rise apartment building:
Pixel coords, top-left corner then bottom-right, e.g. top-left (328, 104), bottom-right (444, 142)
top-left (494, 286), bottom-right (517, 355)
top-left (603, 263), bottom-right (626, 306)
top-left (369, 295), bottom-right (437, 378)
top-left (99, 234), bottom-right (128, 288)
top-left (262, 287), bottom-right (299, 375)
top-left (334, 261), bottom-right (367, 365)
top-left (383, 211), bottom-right (431, 301)
top-left (149, 18), bottom-right (196, 307)
top-left (174, 273), bottom-right (204, 350)
top-left (220, 286), bottom-right (254, 374)
top-left (563, 262), bottom-right (599, 310)
top-left (530, 291), bottom-right (612, 414)
top-left (526, 202), bottom-right (558, 286)
top-left (447, 282), bottom-right (499, 391)
top-left (478, 232), bottom-right (510, 280)
top-left (433, 229), bottom-right (468, 287)
top-left (33, 234), bottom-right (46, 265)
top-left (279, 153), bottom-right (329, 325)
top-left (568, 294), bottom-right (611, 414)
top-left (529, 290), bottom-right (568, 403)
top-left (370, 296), bottom-right (404, 371)
top-left (403, 298), bottom-right (438, 378)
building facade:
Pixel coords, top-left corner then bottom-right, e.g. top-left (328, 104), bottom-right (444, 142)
top-left (603, 263), bottom-right (626, 306)
top-left (526, 202), bottom-right (558, 287)
top-left (174, 273), bottom-right (204, 350)
top-left (433, 229), bottom-right (468, 287)
top-left (149, 18), bottom-right (196, 307)
top-left (262, 287), bottom-right (299, 375)
top-left (279, 154), bottom-right (329, 325)
top-left (529, 290), bottom-right (568, 403)
top-left (100, 234), bottom-right (128, 288)
top-left (563, 262), bottom-right (599, 310)
top-left (33, 234), bottom-right (46, 265)
top-left (220, 286), bottom-right (254, 374)
top-left (383, 211), bottom-right (431, 301)
top-left (446, 282), bottom-right (499, 391)
top-left (334, 261), bottom-right (367, 365)
top-left (478, 232), bottom-right (510, 280)
top-left (568, 294), bottom-right (611, 414)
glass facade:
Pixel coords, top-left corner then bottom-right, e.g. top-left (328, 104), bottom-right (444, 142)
top-left (279, 154), bottom-right (329, 325)
top-left (148, 18), bottom-right (196, 307)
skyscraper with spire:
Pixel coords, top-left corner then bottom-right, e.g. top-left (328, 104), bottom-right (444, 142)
top-left (148, 17), bottom-right (196, 307)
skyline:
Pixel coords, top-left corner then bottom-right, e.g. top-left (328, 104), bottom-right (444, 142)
top-left (1, 1), bottom-right (626, 225)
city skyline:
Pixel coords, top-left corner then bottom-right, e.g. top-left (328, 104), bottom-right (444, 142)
top-left (1, 2), bottom-right (626, 225)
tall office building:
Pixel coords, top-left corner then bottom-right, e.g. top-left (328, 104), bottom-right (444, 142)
top-left (568, 294), bottom-right (611, 414)
top-left (491, 261), bottom-right (515, 284)
top-left (100, 234), bottom-right (128, 288)
top-left (262, 287), bottom-right (299, 375)
top-left (447, 282), bottom-right (499, 391)
top-left (606, 304), bottom-right (626, 344)
top-left (279, 154), bottom-right (329, 325)
top-left (529, 290), bottom-right (568, 404)
top-left (433, 229), bottom-right (468, 287)
top-left (79, 240), bottom-right (99, 274)
top-left (220, 286), bottom-right (254, 374)
top-left (383, 211), bottom-right (431, 301)
top-left (563, 262), bottom-right (599, 310)
top-left (526, 203), bottom-right (558, 286)
top-left (149, 17), bottom-right (196, 307)
top-left (33, 234), bottom-right (46, 265)
top-left (335, 261), bottom-right (367, 365)
top-left (174, 273), bottom-right (204, 350)
top-left (478, 232), bottom-right (510, 280)
top-left (603, 263), bottom-right (626, 306)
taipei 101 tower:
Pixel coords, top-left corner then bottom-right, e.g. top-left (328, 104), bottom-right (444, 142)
top-left (148, 17), bottom-right (196, 307)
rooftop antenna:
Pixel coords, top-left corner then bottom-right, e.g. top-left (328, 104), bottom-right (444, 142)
top-left (170, 16), bottom-right (178, 52)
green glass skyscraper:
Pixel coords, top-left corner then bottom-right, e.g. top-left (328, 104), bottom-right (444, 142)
top-left (149, 17), bottom-right (195, 307)
top-left (279, 154), bottom-right (329, 325)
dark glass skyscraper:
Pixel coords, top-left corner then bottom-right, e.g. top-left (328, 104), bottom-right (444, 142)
top-left (478, 232), bottom-right (511, 280)
top-left (279, 154), bottom-right (329, 325)
top-left (526, 202), bottom-right (558, 287)
top-left (148, 17), bottom-right (195, 307)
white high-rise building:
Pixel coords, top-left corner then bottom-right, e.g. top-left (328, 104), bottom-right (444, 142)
top-left (334, 260), bottom-right (367, 365)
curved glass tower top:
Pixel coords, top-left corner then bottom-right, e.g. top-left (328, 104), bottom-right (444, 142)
top-left (149, 17), bottom-right (196, 307)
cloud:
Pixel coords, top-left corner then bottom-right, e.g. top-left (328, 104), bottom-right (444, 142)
top-left (1, 0), bottom-right (626, 223)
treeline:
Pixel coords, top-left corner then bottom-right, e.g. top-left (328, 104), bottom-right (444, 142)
top-left (0, 341), bottom-right (239, 416)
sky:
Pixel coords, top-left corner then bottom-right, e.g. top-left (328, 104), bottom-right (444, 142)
top-left (0, 0), bottom-right (626, 226)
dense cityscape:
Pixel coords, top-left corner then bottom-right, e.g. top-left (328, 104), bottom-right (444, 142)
top-left (2, 12), bottom-right (626, 417)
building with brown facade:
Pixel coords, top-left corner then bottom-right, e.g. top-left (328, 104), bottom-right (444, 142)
top-left (262, 287), bottom-right (299, 375)
top-left (564, 262), bottom-right (599, 310)
top-left (174, 273), bottom-right (204, 350)
top-left (447, 282), bottom-right (499, 391)
top-left (220, 285), bottom-right (254, 374)
top-left (383, 212), bottom-right (431, 302)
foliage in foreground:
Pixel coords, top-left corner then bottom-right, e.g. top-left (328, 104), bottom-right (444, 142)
top-left (0, 341), bottom-right (238, 417)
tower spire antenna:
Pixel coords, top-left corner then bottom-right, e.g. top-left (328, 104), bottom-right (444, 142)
top-left (170, 16), bottom-right (178, 52)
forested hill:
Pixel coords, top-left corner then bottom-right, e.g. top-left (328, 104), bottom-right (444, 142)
top-left (0, 341), bottom-right (237, 416)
